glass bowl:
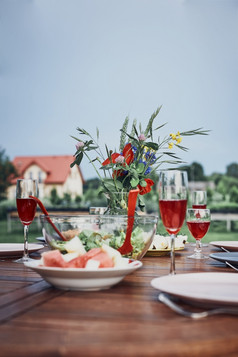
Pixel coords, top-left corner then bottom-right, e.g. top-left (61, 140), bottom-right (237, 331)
top-left (40, 214), bottom-right (158, 260)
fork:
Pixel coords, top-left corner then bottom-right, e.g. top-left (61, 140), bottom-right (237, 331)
top-left (225, 261), bottom-right (238, 272)
top-left (158, 292), bottom-right (238, 319)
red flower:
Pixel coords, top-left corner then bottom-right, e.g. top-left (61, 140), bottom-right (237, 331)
top-left (102, 143), bottom-right (134, 166)
top-left (138, 178), bottom-right (154, 195)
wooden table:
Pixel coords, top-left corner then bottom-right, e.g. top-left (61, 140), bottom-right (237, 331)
top-left (0, 244), bottom-right (238, 357)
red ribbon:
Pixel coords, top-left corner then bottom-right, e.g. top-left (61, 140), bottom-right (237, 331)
top-left (29, 196), bottom-right (67, 241)
top-left (117, 188), bottom-right (139, 255)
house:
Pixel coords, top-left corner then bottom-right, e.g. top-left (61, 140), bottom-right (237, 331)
top-left (7, 155), bottom-right (84, 200)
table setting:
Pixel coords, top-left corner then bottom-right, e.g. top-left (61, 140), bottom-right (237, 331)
top-left (9, 107), bottom-right (238, 303)
top-left (2, 107), bottom-right (238, 356)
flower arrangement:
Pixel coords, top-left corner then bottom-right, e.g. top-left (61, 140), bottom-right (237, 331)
top-left (71, 106), bottom-right (208, 212)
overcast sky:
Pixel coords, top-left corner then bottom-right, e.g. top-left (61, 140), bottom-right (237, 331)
top-left (1, 0), bottom-right (238, 180)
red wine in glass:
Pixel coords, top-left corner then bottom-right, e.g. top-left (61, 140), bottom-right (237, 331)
top-left (158, 170), bottom-right (188, 275)
top-left (16, 198), bottom-right (37, 225)
top-left (16, 179), bottom-right (38, 263)
top-left (192, 204), bottom-right (207, 209)
top-left (187, 221), bottom-right (210, 239)
top-left (187, 208), bottom-right (211, 259)
top-left (159, 199), bottom-right (187, 235)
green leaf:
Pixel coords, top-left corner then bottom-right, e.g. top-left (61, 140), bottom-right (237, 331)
top-left (133, 123), bottom-right (139, 137)
top-left (120, 129), bottom-right (137, 143)
top-left (130, 177), bottom-right (139, 187)
top-left (136, 163), bottom-right (145, 174)
top-left (180, 128), bottom-right (210, 136)
top-left (154, 122), bottom-right (167, 131)
top-left (87, 145), bottom-right (99, 151)
top-left (114, 181), bottom-right (124, 190)
top-left (76, 128), bottom-right (90, 136)
top-left (130, 119), bottom-right (137, 140)
top-left (144, 105), bottom-right (162, 136)
top-left (145, 142), bottom-right (159, 150)
top-left (120, 117), bottom-right (129, 150)
top-left (70, 135), bottom-right (81, 142)
top-left (130, 169), bottom-right (138, 177)
top-left (91, 157), bottom-right (99, 163)
top-left (74, 152), bottom-right (83, 166)
top-left (138, 196), bottom-right (145, 211)
top-left (139, 180), bottom-right (147, 187)
top-left (103, 180), bottom-right (116, 191)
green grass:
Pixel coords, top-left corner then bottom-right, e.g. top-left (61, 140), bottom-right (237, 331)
top-left (0, 219), bottom-right (42, 243)
top-left (0, 218), bottom-right (238, 244)
top-left (156, 221), bottom-right (238, 243)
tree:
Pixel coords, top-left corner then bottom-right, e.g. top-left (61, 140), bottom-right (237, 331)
top-left (0, 148), bottom-right (17, 201)
top-left (179, 162), bottom-right (206, 181)
top-left (226, 162), bottom-right (238, 179)
top-left (49, 188), bottom-right (62, 205)
top-left (83, 178), bottom-right (101, 191)
top-left (216, 176), bottom-right (238, 200)
top-left (230, 186), bottom-right (238, 203)
top-left (209, 172), bottom-right (223, 186)
top-left (63, 193), bottom-right (72, 206)
top-left (75, 195), bottom-right (82, 204)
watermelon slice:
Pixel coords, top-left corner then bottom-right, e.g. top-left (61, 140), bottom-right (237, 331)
top-left (42, 250), bottom-right (66, 268)
top-left (42, 247), bottom-right (115, 269)
top-left (88, 252), bottom-right (114, 268)
top-left (76, 248), bottom-right (114, 268)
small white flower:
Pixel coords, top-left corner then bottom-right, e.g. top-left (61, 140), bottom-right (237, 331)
top-left (115, 155), bottom-right (125, 164)
top-left (76, 141), bottom-right (84, 150)
top-left (138, 133), bottom-right (146, 141)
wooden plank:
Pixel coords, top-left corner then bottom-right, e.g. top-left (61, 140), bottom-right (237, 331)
top-left (0, 280), bottom-right (64, 323)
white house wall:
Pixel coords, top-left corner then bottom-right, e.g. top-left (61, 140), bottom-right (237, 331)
top-left (7, 163), bottom-right (83, 201)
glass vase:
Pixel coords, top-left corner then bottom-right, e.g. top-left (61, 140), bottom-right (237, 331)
top-left (104, 191), bottom-right (130, 215)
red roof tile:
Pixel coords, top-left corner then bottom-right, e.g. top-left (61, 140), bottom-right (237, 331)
top-left (11, 155), bottom-right (84, 184)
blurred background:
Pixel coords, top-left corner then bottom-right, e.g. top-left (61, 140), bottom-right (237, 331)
top-left (0, 0), bottom-right (238, 242)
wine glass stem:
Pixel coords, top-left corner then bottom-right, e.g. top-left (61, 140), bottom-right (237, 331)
top-left (195, 239), bottom-right (202, 254)
top-left (170, 234), bottom-right (176, 275)
top-left (23, 225), bottom-right (29, 260)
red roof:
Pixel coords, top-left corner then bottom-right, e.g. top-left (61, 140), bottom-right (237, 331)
top-left (11, 155), bottom-right (84, 184)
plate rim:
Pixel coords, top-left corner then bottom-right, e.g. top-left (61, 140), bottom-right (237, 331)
top-left (0, 243), bottom-right (44, 254)
top-left (210, 251), bottom-right (238, 264)
top-left (147, 246), bottom-right (184, 253)
top-left (24, 259), bottom-right (143, 290)
top-left (151, 272), bottom-right (238, 305)
top-left (210, 241), bottom-right (238, 249)
top-left (24, 259), bottom-right (143, 274)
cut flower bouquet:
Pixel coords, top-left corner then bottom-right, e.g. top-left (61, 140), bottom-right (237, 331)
top-left (71, 106), bottom-right (208, 213)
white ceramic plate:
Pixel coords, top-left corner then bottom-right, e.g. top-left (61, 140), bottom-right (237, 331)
top-left (24, 259), bottom-right (143, 291)
top-left (36, 237), bottom-right (46, 243)
top-left (151, 272), bottom-right (238, 306)
top-left (210, 241), bottom-right (238, 252)
top-left (0, 243), bottom-right (44, 257)
top-left (209, 252), bottom-right (238, 266)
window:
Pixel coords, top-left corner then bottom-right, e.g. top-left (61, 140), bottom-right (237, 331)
top-left (38, 171), bottom-right (42, 183)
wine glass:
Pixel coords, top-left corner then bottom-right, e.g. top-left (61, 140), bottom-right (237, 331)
top-left (191, 190), bottom-right (208, 247)
top-left (158, 170), bottom-right (188, 275)
top-left (186, 208), bottom-right (211, 259)
top-left (16, 179), bottom-right (38, 263)
top-left (192, 190), bottom-right (207, 209)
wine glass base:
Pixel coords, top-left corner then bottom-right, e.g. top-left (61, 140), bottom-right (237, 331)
top-left (14, 256), bottom-right (35, 263)
top-left (187, 253), bottom-right (208, 260)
